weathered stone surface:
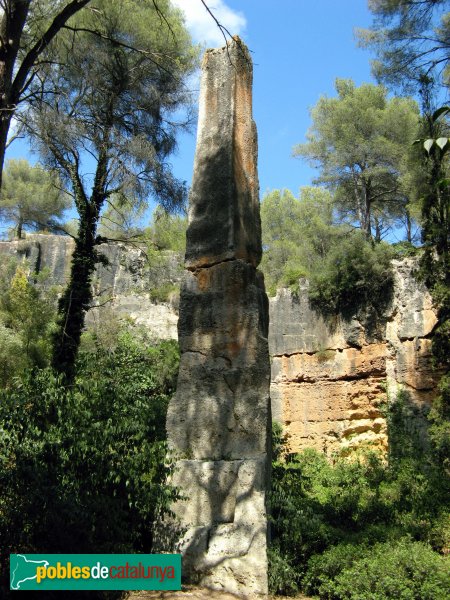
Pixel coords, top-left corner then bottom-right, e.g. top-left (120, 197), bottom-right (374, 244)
top-left (385, 258), bottom-right (440, 406)
top-left (167, 261), bottom-right (270, 461)
top-left (272, 344), bottom-right (386, 384)
top-left (166, 38), bottom-right (270, 597)
top-left (0, 235), bottom-right (182, 340)
top-left (270, 258), bottom-right (440, 455)
top-left (0, 234), bottom-right (74, 286)
top-left (278, 378), bottom-right (387, 453)
top-left (269, 281), bottom-right (370, 357)
top-left (185, 39), bottom-right (261, 270)
top-left (389, 259), bottom-right (438, 340)
top-left (87, 295), bottom-right (179, 339)
top-left (174, 458), bottom-right (268, 593)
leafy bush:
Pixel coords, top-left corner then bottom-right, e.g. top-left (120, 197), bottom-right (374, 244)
top-left (391, 240), bottom-right (420, 258)
top-left (0, 333), bottom-right (180, 599)
top-left (302, 542), bottom-right (362, 598)
top-left (280, 262), bottom-right (308, 295)
top-left (304, 538), bottom-right (450, 600)
top-left (308, 231), bottom-right (395, 323)
top-left (269, 391), bottom-right (450, 598)
top-left (268, 547), bottom-right (299, 597)
top-left (269, 443), bottom-right (391, 592)
top-left (149, 282), bottom-right (180, 303)
top-left (0, 262), bottom-right (56, 385)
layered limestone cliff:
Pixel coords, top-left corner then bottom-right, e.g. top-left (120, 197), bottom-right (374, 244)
top-left (0, 234), bottom-right (439, 458)
top-left (0, 234), bottom-right (75, 286)
top-left (0, 233), bottom-right (181, 340)
top-left (270, 258), bottom-right (439, 455)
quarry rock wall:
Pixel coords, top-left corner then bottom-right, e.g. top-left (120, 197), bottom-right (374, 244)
top-left (0, 239), bottom-right (439, 456)
top-left (269, 259), bottom-right (439, 455)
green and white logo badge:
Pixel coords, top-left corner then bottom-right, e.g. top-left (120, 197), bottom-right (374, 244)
top-left (10, 554), bottom-right (181, 591)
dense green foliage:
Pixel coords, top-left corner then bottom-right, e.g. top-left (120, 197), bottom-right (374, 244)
top-left (304, 538), bottom-right (449, 600)
top-left (357, 0), bottom-right (450, 92)
top-left (0, 159), bottom-right (71, 238)
top-left (269, 392), bottom-right (450, 598)
top-left (0, 330), bottom-right (180, 600)
top-left (308, 230), bottom-right (395, 325)
top-left (0, 259), bottom-right (57, 386)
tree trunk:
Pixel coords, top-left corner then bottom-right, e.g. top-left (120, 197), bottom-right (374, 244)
top-left (405, 209), bottom-right (412, 244)
top-left (0, 0), bottom-right (31, 187)
top-left (51, 206), bottom-right (97, 378)
top-left (374, 216), bottom-right (381, 243)
top-left (362, 188), bottom-right (372, 239)
top-left (51, 144), bottom-right (108, 378)
top-left (0, 1), bottom-right (92, 187)
top-left (16, 215), bottom-right (23, 239)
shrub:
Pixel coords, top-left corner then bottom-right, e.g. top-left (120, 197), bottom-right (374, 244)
top-left (280, 262), bottom-right (308, 295)
top-left (0, 263), bottom-right (56, 384)
top-left (391, 240), bottom-right (420, 258)
top-left (0, 334), bottom-right (180, 599)
top-left (302, 542), bottom-right (362, 598)
top-left (308, 231), bottom-right (395, 325)
top-left (149, 281), bottom-right (180, 303)
top-left (269, 393), bottom-right (450, 597)
top-left (304, 538), bottom-right (450, 600)
top-left (268, 547), bottom-right (300, 596)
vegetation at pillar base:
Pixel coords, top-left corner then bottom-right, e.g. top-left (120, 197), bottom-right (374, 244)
top-left (268, 399), bottom-right (450, 599)
top-left (0, 328), bottom-right (180, 600)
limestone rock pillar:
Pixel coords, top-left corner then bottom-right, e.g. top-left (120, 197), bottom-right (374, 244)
top-left (166, 37), bottom-right (271, 596)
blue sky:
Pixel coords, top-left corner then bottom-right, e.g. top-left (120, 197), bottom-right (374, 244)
top-left (6, 0), bottom-right (377, 210)
top-left (170, 0), bottom-right (376, 198)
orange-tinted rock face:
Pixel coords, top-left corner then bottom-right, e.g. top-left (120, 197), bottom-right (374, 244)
top-left (185, 37), bottom-right (261, 271)
top-left (271, 345), bottom-right (388, 454)
top-left (269, 259), bottom-right (440, 456)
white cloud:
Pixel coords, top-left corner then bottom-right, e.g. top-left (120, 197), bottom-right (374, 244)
top-left (172, 0), bottom-right (246, 47)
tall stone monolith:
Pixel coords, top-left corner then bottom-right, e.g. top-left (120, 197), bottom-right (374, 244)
top-left (166, 37), bottom-right (271, 596)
